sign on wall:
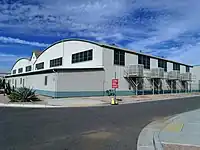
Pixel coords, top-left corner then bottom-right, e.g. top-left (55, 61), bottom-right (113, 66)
top-left (112, 79), bottom-right (119, 88)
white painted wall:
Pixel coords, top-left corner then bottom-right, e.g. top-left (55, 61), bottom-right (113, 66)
top-left (63, 41), bottom-right (103, 68)
top-left (11, 52), bottom-right (39, 75)
top-left (167, 62), bottom-right (173, 72)
top-left (12, 58), bottom-right (29, 75)
top-left (33, 40), bottom-right (103, 70)
top-left (8, 73), bottom-right (56, 91)
top-left (11, 40), bottom-right (104, 76)
top-left (150, 58), bottom-right (158, 68)
top-left (29, 53), bottom-right (37, 71)
top-left (125, 52), bottom-right (138, 65)
top-left (180, 65), bottom-right (185, 73)
top-left (34, 43), bottom-right (63, 70)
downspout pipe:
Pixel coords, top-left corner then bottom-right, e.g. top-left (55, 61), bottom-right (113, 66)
top-left (53, 69), bottom-right (58, 98)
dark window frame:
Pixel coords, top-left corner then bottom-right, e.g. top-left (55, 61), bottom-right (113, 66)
top-left (50, 57), bottom-right (63, 68)
top-left (71, 49), bottom-right (93, 64)
top-left (138, 54), bottom-right (150, 69)
top-left (13, 69), bottom-right (16, 74)
top-left (114, 50), bottom-right (125, 66)
top-left (36, 62), bottom-right (44, 70)
top-left (186, 66), bottom-right (190, 72)
top-left (158, 59), bottom-right (167, 72)
top-left (18, 68), bottom-right (23, 73)
top-left (26, 65), bottom-right (32, 72)
top-left (173, 63), bottom-right (180, 71)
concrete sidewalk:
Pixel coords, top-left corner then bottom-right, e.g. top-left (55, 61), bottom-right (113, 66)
top-left (160, 109), bottom-right (200, 150)
top-left (137, 108), bottom-right (200, 150)
top-left (1, 93), bottom-right (200, 108)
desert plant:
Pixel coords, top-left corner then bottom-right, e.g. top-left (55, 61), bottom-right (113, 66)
top-left (12, 86), bottom-right (15, 92)
top-left (0, 78), bottom-right (3, 89)
top-left (9, 87), bottom-right (40, 102)
top-left (106, 89), bottom-right (115, 96)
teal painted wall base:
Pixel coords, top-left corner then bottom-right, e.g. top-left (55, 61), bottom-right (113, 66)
top-left (34, 89), bottom-right (200, 98)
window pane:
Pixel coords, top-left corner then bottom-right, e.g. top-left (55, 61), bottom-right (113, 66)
top-left (71, 49), bottom-right (93, 64)
top-left (76, 53), bottom-right (80, 62)
top-left (50, 57), bottom-right (62, 67)
top-left (36, 62), bottom-right (44, 70)
top-left (50, 60), bottom-right (53, 67)
top-left (114, 59), bottom-right (119, 65)
top-left (18, 68), bottom-right (23, 73)
top-left (83, 51), bottom-right (87, 61)
top-left (88, 50), bottom-right (93, 60)
top-left (72, 54), bottom-right (75, 63)
top-left (119, 51), bottom-right (125, 66)
top-left (138, 55), bottom-right (143, 64)
top-left (13, 70), bottom-right (16, 74)
top-left (80, 52), bottom-right (84, 62)
top-left (186, 66), bottom-right (190, 72)
top-left (114, 50), bottom-right (119, 65)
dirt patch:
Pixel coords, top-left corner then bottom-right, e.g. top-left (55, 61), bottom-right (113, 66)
top-left (82, 130), bottom-right (113, 139)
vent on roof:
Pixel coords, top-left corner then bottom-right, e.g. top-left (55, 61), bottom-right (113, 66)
top-left (33, 50), bottom-right (43, 58)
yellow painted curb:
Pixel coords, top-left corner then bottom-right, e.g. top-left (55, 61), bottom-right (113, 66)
top-left (164, 122), bottom-right (184, 132)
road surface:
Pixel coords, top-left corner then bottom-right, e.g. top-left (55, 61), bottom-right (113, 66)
top-left (1, 96), bottom-right (200, 150)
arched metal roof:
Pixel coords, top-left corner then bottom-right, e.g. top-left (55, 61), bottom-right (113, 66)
top-left (34, 38), bottom-right (103, 61)
top-left (10, 58), bottom-right (29, 71)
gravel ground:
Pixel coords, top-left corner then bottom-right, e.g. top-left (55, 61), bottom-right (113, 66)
top-left (164, 144), bottom-right (200, 150)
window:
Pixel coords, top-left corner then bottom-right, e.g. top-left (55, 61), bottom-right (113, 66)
top-left (13, 69), bottom-right (16, 74)
top-left (114, 50), bottom-right (125, 66)
top-left (138, 55), bottom-right (150, 69)
top-left (50, 57), bottom-right (62, 67)
top-left (173, 63), bottom-right (180, 71)
top-left (44, 76), bottom-right (48, 86)
top-left (36, 62), bottom-right (44, 70)
top-left (26, 65), bottom-right (32, 72)
top-left (20, 78), bottom-right (22, 84)
top-left (186, 66), bottom-right (190, 72)
top-left (72, 49), bottom-right (93, 63)
top-left (18, 68), bottom-right (23, 73)
top-left (158, 59), bottom-right (167, 72)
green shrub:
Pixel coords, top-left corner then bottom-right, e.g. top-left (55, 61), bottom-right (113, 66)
top-left (9, 87), bottom-right (40, 102)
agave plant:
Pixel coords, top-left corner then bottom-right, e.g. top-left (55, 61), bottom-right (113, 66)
top-left (9, 87), bottom-right (40, 102)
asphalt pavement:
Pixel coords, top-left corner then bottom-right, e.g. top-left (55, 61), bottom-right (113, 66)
top-left (1, 96), bottom-right (200, 150)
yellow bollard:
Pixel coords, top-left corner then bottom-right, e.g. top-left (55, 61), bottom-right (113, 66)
top-left (111, 98), bottom-right (115, 105)
top-left (115, 99), bottom-right (118, 105)
top-left (111, 98), bottom-right (118, 105)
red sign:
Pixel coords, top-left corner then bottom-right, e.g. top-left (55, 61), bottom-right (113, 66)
top-left (112, 79), bottom-right (119, 88)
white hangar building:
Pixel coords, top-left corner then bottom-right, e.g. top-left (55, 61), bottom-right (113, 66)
top-left (5, 39), bottom-right (194, 97)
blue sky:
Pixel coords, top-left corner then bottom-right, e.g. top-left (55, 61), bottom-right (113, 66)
top-left (0, 0), bottom-right (200, 72)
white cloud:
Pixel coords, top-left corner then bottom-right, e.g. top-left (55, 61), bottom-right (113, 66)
top-left (0, 36), bottom-right (50, 47)
top-left (1, 0), bottom-right (200, 65)
top-left (0, 52), bottom-right (26, 62)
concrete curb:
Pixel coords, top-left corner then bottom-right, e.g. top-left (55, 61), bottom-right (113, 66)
top-left (0, 103), bottom-right (63, 108)
top-left (138, 108), bottom-right (200, 150)
top-left (152, 116), bottom-right (179, 150)
top-left (0, 102), bottom-right (111, 108)
top-left (120, 95), bottom-right (200, 105)
top-left (137, 114), bottom-right (180, 150)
